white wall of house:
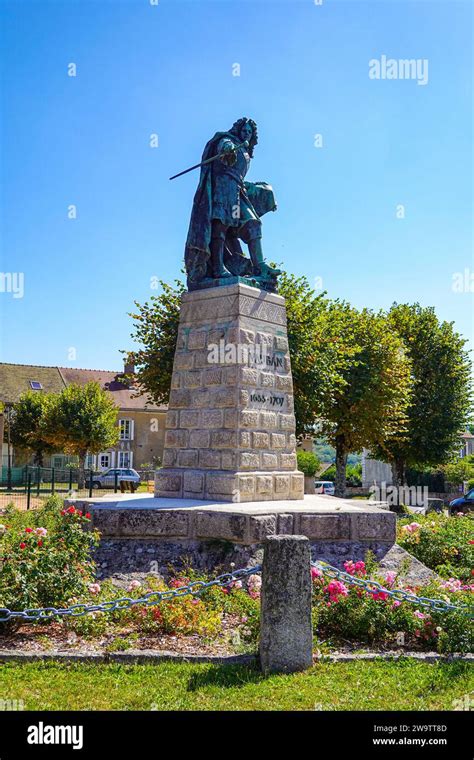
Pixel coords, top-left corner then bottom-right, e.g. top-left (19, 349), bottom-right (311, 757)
top-left (361, 449), bottom-right (393, 488)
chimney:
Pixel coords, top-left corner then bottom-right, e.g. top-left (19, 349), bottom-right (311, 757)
top-left (123, 355), bottom-right (135, 376)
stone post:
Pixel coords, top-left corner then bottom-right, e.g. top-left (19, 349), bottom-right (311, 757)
top-left (259, 535), bottom-right (313, 674)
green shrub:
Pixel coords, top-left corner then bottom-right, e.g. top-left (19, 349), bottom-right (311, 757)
top-left (0, 497), bottom-right (99, 615)
top-left (296, 450), bottom-right (320, 477)
top-left (320, 463), bottom-right (361, 486)
top-left (323, 464), bottom-right (336, 481)
top-left (311, 558), bottom-right (473, 653)
top-left (397, 513), bottom-right (474, 580)
top-left (346, 463), bottom-right (362, 487)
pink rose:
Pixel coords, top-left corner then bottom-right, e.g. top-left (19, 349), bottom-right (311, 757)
top-left (414, 610), bottom-right (427, 620)
top-left (384, 572), bottom-right (396, 587)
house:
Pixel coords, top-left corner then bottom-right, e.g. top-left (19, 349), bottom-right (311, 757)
top-left (361, 450), bottom-right (393, 488)
top-left (459, 432), bottom-right (474, 458)
top-left (361, 431), bottom-right (474, 488)
top-left (0, 361), bottom-right (167, 471)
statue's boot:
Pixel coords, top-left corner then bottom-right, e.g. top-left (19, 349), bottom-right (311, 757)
top-left (210, 237), bottom-right (231, 279)
top-left (248, 239), bottom-right (282, 277)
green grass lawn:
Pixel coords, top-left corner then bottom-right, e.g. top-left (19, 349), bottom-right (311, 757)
top-left (0, 659), bottom-right (472, 711)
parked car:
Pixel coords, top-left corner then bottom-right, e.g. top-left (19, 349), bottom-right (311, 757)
top-left (449, 489), bottom-right (474, 515)
top-left (314, 480), bottom-right (335, 496)
top-left (86, 468), bottom-right (140, 490)
top-left (425, 497), bottom-right (445, 514)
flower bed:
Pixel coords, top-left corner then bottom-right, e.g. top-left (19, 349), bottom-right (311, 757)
top-left (0, 498), bottom-right (472, 655)
top-left (0, 496), bottom-right (99, 615)
top-left (311, 556), bottom-right (473, 654)
top-left (397, 512), bottom-right (474, 581)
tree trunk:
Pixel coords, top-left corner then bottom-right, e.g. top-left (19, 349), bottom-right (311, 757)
top-left (391, 458), bottom-right (406, 489)
top-left (34, 450), bottom-right (44, 468)
top-left (334, 437), bottom-right (348, 498)
top-left (78, 451), bottom-right (87, 490)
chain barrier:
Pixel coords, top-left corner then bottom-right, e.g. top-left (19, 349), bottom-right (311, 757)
top-left (312, 561), bottom-right (474, 617)
top-left (1, 559), bottom-right (472, 623)
top-left (0, 565), bottom-right (262, 623)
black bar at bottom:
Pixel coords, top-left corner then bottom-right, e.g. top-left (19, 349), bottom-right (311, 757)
top-left (0, 710), bottom-right (470, 758)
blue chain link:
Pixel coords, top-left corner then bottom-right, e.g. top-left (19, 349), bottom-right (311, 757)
top-left (1, 560), bottom-right (471, 623)
top-left (312, 561), bottom-right (474, 617)
top-left (0, 565), bottom-right (262, 623)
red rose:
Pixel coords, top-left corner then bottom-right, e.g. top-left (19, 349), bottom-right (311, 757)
top-left (67, 506), bottom-right (76, 514)
top-left (19, 543), bottom-right (26, 550)
top-left (85, 512), bottom-right (91, 520)
top-left (25, 527), bottom-right (33, 533)
top-left (37, 540), bottom-right (43, 548)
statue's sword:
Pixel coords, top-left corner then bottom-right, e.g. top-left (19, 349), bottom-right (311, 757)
top-left (169, 140), bottom-right (248, 180)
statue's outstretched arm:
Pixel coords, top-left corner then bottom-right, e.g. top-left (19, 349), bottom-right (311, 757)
top-left (217, 138), bottom-right (237, 166)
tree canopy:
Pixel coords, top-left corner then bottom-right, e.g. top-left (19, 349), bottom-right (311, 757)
top-left (127, 277), bottom-right (471, 494)
top-left (371, 303), bottom-right (472, 485)
top-left (9, 392), bottom-right (56, 467)
top-left (43, 382), bottom-right (119, 487)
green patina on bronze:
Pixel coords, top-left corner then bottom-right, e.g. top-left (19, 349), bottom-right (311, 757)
top-left (179, 118), bottom-right (281, 293)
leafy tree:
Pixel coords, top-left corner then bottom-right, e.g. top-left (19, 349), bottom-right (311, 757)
top-left (128, 279), bottom-right (185, 406)
top-left (9, 392), bottom-right (57, 467)
top-left (371, 304), bottom-right (472, 486)
top-left (316, 307), bottom-right (412, 496)
top-left (277, 273), bottom-right (349, 435)
top-left (45, 383), bottom-right (119, 488)
top-left (129, 274), bottom-right (345, 435)
top-left (128, 275), bottom-right (411, 496)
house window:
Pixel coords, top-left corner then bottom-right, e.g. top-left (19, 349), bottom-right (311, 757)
top-left (118, 451), bottom-right (132, 468)
top-left (29, 381), bottom-right (43, 390)
top-left (85, 454), bottom-right (95, 470)
top-left (119, 419), bottom-right (134, 441)
top-left (98, 453), bottom-right (111, 470)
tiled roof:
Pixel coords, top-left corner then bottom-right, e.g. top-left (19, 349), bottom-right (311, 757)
top-left (0, 363), bottom-right (66, 404)
top-left (58, 367), bottom-right (166, 412)
top-left (0, 363), bottom-right (166, 412)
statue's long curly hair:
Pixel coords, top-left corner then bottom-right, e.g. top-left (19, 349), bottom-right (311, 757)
top-left (228, 117), bottom-right (258, 157)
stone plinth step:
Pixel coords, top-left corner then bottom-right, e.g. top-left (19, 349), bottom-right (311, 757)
top-left (65, 493), bottom-right (396, 546)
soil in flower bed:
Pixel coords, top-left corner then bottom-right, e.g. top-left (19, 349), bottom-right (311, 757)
top-left (0, 618), bottom-right (244, 657)
top-left (1, 624), bottom-right (471, 660)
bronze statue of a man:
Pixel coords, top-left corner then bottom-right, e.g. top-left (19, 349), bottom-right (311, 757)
top-left (184, 117), bottom-right (281, 292)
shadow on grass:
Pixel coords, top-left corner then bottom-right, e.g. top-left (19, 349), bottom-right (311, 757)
top-left (187, 661), bottom-right (267, 692)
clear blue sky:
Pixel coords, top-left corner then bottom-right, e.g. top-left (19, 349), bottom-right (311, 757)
top-left (0, 0), bottom-right (472, 371)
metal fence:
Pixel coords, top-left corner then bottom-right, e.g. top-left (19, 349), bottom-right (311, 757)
top-left (0, 466), bottom-right (154, 511)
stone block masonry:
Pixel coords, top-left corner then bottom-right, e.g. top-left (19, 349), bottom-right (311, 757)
top-left (155, 282), bottom-right (304, 502)
top-left (65, 494), bottom-right (398, 578)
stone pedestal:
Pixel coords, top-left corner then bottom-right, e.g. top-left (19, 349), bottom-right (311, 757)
top-left (155, 282), bottom-right (304, 503)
